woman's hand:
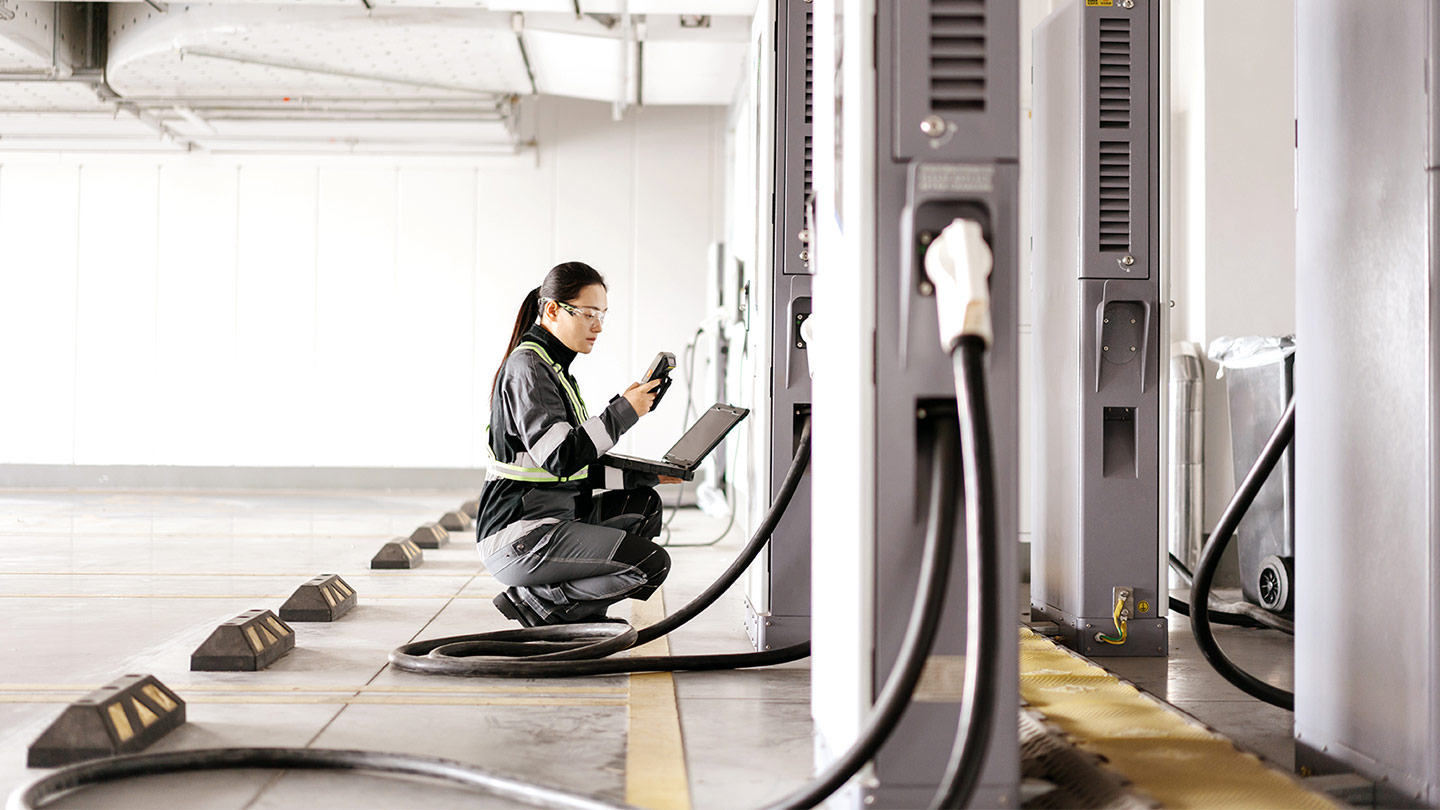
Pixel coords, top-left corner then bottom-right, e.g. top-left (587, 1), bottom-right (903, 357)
top-left (623, 379), bottom-right (663, 417)
top-left (657, 475), bottom-right (684, 485)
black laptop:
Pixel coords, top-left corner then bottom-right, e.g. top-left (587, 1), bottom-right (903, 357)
top-left (603, 403), bottom-right (749, 481)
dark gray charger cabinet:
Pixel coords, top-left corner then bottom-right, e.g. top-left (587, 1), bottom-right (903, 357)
top-left (745, 0), bottom-right (814, 653)
top-left (1030, 0), bottom-right (1167, 657)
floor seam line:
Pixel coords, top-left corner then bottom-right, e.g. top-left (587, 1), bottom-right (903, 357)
top-left (242, 555), bottom-right (480, 809)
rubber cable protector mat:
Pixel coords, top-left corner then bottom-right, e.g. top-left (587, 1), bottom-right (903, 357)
top-left (1019, 627), bottom-right (1335, 809)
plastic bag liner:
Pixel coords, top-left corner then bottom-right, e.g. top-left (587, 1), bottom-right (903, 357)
top-left (1206, 335), bottom-right (1295, 378)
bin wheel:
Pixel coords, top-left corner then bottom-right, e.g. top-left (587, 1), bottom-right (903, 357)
top-left (1257, 555), bottom-right (1292, 613)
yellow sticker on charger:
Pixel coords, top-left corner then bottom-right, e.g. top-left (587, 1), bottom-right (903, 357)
top-left (1086, 0), bottom-right (1114, 5)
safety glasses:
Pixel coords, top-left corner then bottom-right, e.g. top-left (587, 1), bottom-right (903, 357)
top-left (553, 299), bottom-right (607, 326)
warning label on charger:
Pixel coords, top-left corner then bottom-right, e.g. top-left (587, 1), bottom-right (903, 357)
top-left (916, 164), bottom-right (994, 195)
top-left (1086, 0), bottom-right (1114, 6)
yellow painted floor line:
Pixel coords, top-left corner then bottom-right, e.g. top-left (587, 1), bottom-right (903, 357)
top-left (1020, 627), bottom-right (1336, 809)
top-left (0, 683), bottom-right (623, 696)
top-left (0, 694), bottom-right (626, 707)
top-left (625, 590), bottom-right (691, 810)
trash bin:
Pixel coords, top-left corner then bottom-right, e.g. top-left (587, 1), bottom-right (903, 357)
top-left (1208, 335), bottom-right (1296, 615)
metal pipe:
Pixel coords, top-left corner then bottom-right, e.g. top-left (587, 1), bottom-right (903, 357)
top-left (1168, 341), bottom-right (1204, 589)
top-left (177, 49), bottom-right (500, 96)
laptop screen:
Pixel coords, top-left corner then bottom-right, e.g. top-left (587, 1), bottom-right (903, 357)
top-left (663, 405), bottom-right (747, 468)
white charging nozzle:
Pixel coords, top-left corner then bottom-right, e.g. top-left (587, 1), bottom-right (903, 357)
top-left (923, 218), bottom-right (994, 349)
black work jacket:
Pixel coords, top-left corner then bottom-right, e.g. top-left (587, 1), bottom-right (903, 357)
top-left (476, 325), bottom-right (652, 543)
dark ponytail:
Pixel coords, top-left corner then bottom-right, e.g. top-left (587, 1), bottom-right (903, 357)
top-left (492, 261), bottom-right (608, 397)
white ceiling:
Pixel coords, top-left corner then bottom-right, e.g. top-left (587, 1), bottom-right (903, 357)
top-left (0, 0), bottom-right (753, 153)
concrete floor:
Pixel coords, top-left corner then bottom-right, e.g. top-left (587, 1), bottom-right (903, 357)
top-left (0, 489), bottom-right (1300, 808)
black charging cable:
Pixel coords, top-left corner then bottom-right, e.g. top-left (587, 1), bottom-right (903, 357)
top-left (760, 416), bottom-right (961, 809)
top-left (1188, 397), bottom-right (1296, 710)
top-left (929, 338), bottom-right (1000, 810)
top-left (388, 419), bottom-right (812, 678)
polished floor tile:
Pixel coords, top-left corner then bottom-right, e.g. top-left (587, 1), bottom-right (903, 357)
top-left (0, 489), bottom-right (811, 810)
top-left (1, 488), bottom-right (1306, 809)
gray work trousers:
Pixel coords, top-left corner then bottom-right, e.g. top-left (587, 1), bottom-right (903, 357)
top-left (481, 488), bottom-right (668, 622)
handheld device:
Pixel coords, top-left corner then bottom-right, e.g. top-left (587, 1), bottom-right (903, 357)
top-left (642, 351), bottom-right (676, 411)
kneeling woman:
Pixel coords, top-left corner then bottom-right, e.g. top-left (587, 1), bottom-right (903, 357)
top-left (477, 261), bottom-right (678, 626)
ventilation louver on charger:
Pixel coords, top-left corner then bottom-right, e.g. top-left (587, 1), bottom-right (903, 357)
top-left (803, 10), bottom-right (813, 203)
top-left (930, 0), bottom-right (986, 113)
top-left (1099, 17), bottom-right (1131, 128)
top-left (1097, 17), bottom-right (1132, 252)
top-left (1098, 142), bottom-right (1131, 252)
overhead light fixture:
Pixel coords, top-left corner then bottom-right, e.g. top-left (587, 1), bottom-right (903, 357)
top-left (679, 15), bottom-right (710, 29)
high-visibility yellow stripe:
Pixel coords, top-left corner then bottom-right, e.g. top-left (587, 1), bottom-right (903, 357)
top-left (513, 342), bottom-right (589, 420)
top-left (488, 460), bottom-right (589, 484)
top-left (141, 685), bottom-right (178, 711)
top-left (107, 703), bottom-right (135, 742)
top-left (131, 697), bottom-right (159, 728)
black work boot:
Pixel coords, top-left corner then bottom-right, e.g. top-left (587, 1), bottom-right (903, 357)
top-left (492, 589), bottom-right (544, 627)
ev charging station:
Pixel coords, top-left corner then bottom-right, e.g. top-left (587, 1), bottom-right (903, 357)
top-left (810, 3), bottom-right (1020, 806)
top-left (1030, 0), bottom-right (1167, 657)
top-left (744, 0), bottom-right (815, 654)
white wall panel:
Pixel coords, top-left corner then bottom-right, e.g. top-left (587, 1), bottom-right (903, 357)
top-left (473, 160), bottom-right (557, 466)
top-left (73, 166), bottom-right (159, 464)
top-left (234, 167), bottom-right (319, 467)
top-left (1169, 0), bottom-right (1297, 526)
top-left (393, 168), bottom-right (477, 468)
top-left (0, 165), bottom-right (79, 464)
top-left (629, 106), bottom-right (720, 459)
top-left (155, 165), bottom-right (239, 465)
top-left (549, 99), bottom-right (638, 452)
top-left (1, 97), bottom-right (725, 472)
top-left (314, 167), bottom-right (400, 467)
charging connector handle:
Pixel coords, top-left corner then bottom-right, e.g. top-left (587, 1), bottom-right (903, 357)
top-left (924, 219), bottom-right (993, 349)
